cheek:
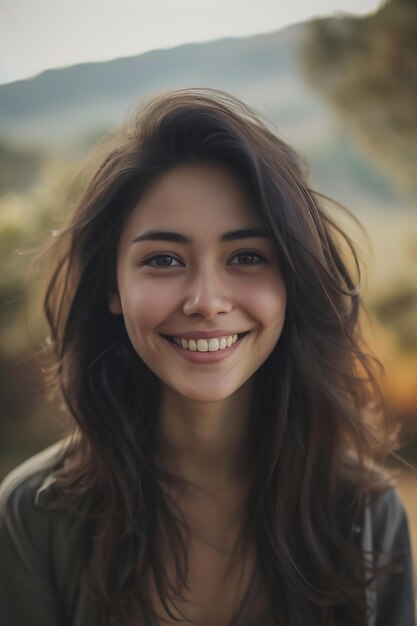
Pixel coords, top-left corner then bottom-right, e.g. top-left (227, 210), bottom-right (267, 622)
top-left (119, 281), bottom-right (177, 336)
top-left (247, 278), bottom-right (286, 329)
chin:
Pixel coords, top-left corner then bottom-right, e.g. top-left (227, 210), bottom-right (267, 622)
top-left (166, 377), bottom-right (253, 406)
top-left (179, 388), bottom-right (235, 404)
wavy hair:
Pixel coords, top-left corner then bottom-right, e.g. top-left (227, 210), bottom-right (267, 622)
top-left (43, 89), bottom-right (397, 625)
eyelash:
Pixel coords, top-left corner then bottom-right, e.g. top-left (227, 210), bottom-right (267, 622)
top-left (143, 250), bottom-right (266, 268)
top-left (229, 251), bottom-right (265, 265)
top-left (144, 253), bottom-right (183, 268)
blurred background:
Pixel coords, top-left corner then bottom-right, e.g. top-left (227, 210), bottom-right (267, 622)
top-left (1, 0), bottom-right (416, 592)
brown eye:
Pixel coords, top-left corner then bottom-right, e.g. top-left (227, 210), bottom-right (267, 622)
top-left (229, 252), bottom-right (264, 265)
top-left (145, 254), bottom-right (182, 267)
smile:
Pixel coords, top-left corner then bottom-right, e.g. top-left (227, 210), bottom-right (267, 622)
top-left (171, 334), bottom-right (239, 352)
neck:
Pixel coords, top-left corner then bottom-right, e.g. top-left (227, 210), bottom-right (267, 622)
top-left (155, 381), bottom-right (253, 492)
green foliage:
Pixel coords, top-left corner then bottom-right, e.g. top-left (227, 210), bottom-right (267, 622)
top-left (300, 0), bottom-right (417, 194)
top-left (0, 160), bottom-right (77, 354)
top-left (371, 284), bottom-right (417, 351)
top-left (0, 142), bottom-right (43, 194)
top-left (0, 154), bottom-right (79, 464)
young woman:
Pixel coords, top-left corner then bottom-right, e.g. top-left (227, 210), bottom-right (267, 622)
top-left (0, 89), bottom-right (414, 626)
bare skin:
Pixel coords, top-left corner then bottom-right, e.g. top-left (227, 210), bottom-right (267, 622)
top-left (152, 381), bottom-right (261, 625)
top-left (156, 381), bottom-right (253, 490)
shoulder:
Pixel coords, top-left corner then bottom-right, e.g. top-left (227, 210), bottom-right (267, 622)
top-left (0, 439), bottom-right (67, 523)
top-left (0, 441), bottom-right (104, 625)
top-left (0, 441), bottom-right (75, 624)
top-left (0, 439), bottom-right (74, 568)
top-left (0, 440), bottom-right (101, 624)
top-left (338, 460), bottom-right (410, 551)
top-left (365, 487), bottom-right (411, 553)
top-left (363, 487), bottom-right (415, 626)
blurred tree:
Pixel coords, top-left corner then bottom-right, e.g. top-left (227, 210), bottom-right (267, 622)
top-left (0, 142), bottom-right (43, 195)
top-left (0, 161), bottom-right (77, 471)
top-left (300, 0), bottom-right (417, 194)
top-left (301, 2), bottom-right (417, 441)
top-left (372, 284), bottom-right (417, 351)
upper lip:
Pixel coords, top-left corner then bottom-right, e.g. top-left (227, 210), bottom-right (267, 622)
top-left (162, 330), bottom-right (245, 340)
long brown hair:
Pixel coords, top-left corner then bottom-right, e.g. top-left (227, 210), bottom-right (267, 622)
top-left (44, 89), bottom-right (397, 625)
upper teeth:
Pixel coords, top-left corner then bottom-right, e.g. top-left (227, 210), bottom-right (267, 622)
top-left (172, 335), bottom-right (238, 352)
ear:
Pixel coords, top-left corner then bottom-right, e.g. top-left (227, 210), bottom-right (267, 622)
top-left (108, 292), bottom-right (123, 315)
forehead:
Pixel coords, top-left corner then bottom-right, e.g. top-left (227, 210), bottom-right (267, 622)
top-left (123, 164), bottom-right (262, 235)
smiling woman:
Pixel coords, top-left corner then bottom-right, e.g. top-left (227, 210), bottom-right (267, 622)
top-left (0, 89), bottom-right (414, 626)
top-left (109, 165), bottom-right (286, 404)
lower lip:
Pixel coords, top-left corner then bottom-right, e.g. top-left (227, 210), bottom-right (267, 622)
top-left (163, 335), bottom-right (245, 364)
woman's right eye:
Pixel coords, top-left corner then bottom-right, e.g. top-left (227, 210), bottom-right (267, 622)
top-left (144, 254), bottom-right (183, 268)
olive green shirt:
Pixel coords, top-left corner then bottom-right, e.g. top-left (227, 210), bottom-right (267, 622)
top-left (0, 442), bottom-right (415, 625)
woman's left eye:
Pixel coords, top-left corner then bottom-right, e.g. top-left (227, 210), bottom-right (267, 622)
top-left (229, 251), bottom-right (265, 265)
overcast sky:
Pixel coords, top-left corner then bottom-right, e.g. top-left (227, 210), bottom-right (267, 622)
top-left (1, 0), bottom-right (381, 85)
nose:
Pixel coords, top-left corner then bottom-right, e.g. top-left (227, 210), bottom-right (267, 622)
top-left (182, 267), bottom-right (232, 319)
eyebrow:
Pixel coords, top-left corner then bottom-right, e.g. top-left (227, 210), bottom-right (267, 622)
top-left (221, 228), bottom-right (269, 242)
top-left (131, 228), bottom-right (269, 245)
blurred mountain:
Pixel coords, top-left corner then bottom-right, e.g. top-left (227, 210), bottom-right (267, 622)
top-left (0, 23), bottom-right (411, 208)
top-left (0, 28), bottom-right (299, 147)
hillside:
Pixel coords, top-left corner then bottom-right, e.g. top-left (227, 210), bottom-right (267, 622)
top-left (0, 27), bottom-right (299, 147)
top-left (0, 23), bottom-right (409, 209)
